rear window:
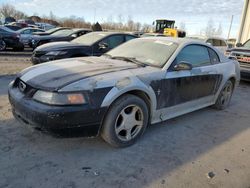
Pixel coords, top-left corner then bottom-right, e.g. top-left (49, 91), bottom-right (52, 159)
top-left (208, 48), bottom-right (220, 63)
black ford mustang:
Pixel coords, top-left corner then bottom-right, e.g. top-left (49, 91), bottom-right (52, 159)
top-left (9, 38), bottom-right (240, 147)
top-left (31, 32), bottom-right (137, 64)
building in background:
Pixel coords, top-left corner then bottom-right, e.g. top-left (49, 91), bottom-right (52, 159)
top-left (238, 0), bottom-right (250, 43)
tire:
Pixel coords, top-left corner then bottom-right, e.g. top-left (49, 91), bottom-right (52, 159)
top-left (213, 80), bottom-right (234, 110)
top-left (101, 94), bottom-right (149, 147)
top-left (0, 40), bottom-right (6, 51)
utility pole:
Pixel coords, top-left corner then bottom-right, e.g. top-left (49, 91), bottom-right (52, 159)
top-left (227, 15), bottom-right (234, 40)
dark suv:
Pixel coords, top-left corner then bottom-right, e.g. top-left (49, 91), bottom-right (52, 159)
top-left (226, 39), bottom-right (250, 81)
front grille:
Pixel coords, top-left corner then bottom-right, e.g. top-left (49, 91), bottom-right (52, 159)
top-left (33, 51), bottom-right (46, 58)
top-left (232, 52), bottom-right (250, 63)
top-left (14, 78), bottom-right (37, 97)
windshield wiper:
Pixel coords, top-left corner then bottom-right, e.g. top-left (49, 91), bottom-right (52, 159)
top-left (110, 56), bottom-right (148, 67)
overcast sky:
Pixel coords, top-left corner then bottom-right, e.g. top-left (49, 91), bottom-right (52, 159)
top-left (0, 0), bottom-right (245, 38)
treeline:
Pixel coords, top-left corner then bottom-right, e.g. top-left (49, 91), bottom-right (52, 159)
top-left (0, 4), bottom-right (152, 32)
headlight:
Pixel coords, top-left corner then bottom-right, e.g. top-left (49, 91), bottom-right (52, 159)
top-left (45, 51), bottom-right (67, 56)
top-left (224, 51), bottom-right (230, 56)
top-left (33, 90), bottom-right (86, 105)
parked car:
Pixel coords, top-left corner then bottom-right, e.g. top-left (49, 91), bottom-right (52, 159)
top-left (31, 32), bottom-right (137, 64)
top-left (141, 33), bottom-right (166, 37)
top-left (4, 25), bottom-right (22, 31)
top-left (186, 35), bottom-right (228, 53)
top-left (8, 37), bottom-right (240, 147)
top-left (7, 22), bottom-right (29, 29)
top-left (18, 27), bottom-right (45, 45)
top-left (0, 26), bottom-right (24, 51)
top-left (32, 27), bottom-right (70, 36)
top-left (30, 28), bottom-right (91, 49)
top-left (35, 23), bottom-right (56, 31)
top-left (225, 39), bottom-right (250, 81)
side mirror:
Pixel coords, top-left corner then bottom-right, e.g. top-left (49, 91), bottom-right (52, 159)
top-left (236, 43), bottom-right (242, 47)
top-left (71, 34), bottom-right (77, 38)
top-left (173, 62), bottom-right (193, 71)
top-left (99, 42), bottom-right (108, 50)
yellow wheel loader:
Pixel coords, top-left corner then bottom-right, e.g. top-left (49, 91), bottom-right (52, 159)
top-left (154, 19), bottom-right (186, 38)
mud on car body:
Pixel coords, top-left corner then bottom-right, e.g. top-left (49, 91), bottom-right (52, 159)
top-left (8, 37), bottom-right (240, 147)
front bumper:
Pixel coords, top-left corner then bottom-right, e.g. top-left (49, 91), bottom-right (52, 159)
top-left (8, 86), bottom-right (108, 137)
top-left (240, 63), bottom-right (250, 81)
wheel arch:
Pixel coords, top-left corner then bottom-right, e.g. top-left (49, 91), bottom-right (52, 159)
top-left (98, 88), bottom-right (156, 136)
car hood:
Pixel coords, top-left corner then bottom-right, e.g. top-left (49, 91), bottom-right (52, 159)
top-left (19, 57), bottom-right (140, 91)
top-left (35, 41), bottom-right (88, 51)
top-left (32, 35), bottom-right (67, 41)
top-left (228, 47), bottom-right (250, 53)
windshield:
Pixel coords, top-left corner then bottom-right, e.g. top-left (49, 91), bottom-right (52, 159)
top-left (72, 32), bottom-right (108, 45)
top-left (51, 29), bottom-right (73, 36)
top-left (106, 39), bottom-right (178, 67)
top-left (243, 39), bottom-right (250, 49)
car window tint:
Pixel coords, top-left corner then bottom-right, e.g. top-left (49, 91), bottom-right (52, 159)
top-left (212, 39), bottom-right (221, 46)
top-left (207, 39), bottom-right (213, 45)
top-left (220, 40), bottom-right (227, 46)
top-left (107, 35), bottom-right (124, 49)
top-left (208, 48), bottom-right (220, 63)
top-left (176, 45), bottom-right (211, 67)
top-left (23, 29), bottom-right (31, 34)
top-left (125, 35), bottom-right (136, 41)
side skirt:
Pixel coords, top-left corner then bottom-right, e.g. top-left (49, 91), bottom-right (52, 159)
top-left (151, 95), bottom-right (215, 124)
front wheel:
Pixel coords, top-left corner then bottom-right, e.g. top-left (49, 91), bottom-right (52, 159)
top-left (213, 80), bottom-right (234, 110)
top-left (101, 94), bottom-right (149, 147)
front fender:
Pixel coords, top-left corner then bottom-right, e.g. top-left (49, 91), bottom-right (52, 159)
top-left (101, 76), bottom-right (157, 113)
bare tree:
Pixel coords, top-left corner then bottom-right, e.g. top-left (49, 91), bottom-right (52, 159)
top-left (205, 19), bottom-right (217, 36)
top-left (215, 23), bottom-right (223, 36)
top-left (0, 4), bottom-right (26, 19)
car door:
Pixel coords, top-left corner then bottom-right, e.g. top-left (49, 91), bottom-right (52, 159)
top-left (21, 29), bottom-right (32, 44)
top-left (0, 28), bottom-right (12, 45)
top-left (156, 44), bottom-right (223, 120)
top-left (92, 34), bottom-right (125, 56)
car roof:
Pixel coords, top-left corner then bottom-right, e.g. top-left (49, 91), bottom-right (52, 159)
top-left (186, 35), bottom-right (226, 41)
top-left (18, 27), bottom-right (44, 32)
top-left (72, 28), bottom-right (92, 32)
top-left (138, 36), bottom-right (194, 44)
top-left (89, 31), bottom-right (137, 36)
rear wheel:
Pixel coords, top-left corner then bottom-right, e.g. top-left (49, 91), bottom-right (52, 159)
top-left (101, 94), bottom-right (149, 147)
top-left (213, 80), bottom-right (234, 110)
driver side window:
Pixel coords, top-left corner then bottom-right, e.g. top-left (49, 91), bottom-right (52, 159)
top-left (105, 35), bottom-right (125, 49)
top-left (176, 45), bottom-right (211, 67)
top-left (23, 29), bottom-right (31, 34)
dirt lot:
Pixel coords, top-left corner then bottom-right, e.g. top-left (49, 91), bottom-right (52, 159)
top-left (0, 51), bottom-right (250, 188)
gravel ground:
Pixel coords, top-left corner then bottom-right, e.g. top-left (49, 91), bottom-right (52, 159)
top-left (0, 53), bottom-right (250, 188)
